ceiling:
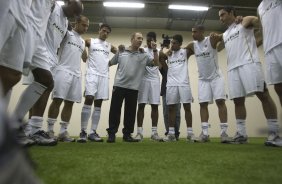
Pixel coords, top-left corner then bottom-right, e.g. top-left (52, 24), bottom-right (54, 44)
top-left (78, 0), bottom-right (261, 32)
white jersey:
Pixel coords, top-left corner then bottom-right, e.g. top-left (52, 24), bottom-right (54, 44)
top-left (9, 0), bottom-right (31, 30)
top-left (56, 30), bottom-right (85, 76)
top-left (45, 2), bottom-right (68, 65)
top-left (86, 38), bottom-right (111, 77)
top-left (193, 36), bottom-right (221, 80)
top-left (167, 48), bottom-right (189, 87)
top-left (223, 23), bottom-right (260, 71)
top-left (258, 0), bottom-right (282, 54)
top-left (27, 0), bottom-right (52, 38)
top-left (143, 47), bottom-right (160, 82)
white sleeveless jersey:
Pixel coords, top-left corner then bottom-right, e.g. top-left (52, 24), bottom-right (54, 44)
top-left (193, 37), bottom-right (221, 80)
top-left (143, 47), bottom-right (160, 82)
top-left (27, 0), bottom-right (52, 38)
top-left (56, 30), bottom-right (85, 76)
top-left (86, 38), bottom-right (111, 77)
top-left (223, 23), bottom-right (260, 71)
top-left (167, 48), bottom-right (189, 86)
top-left (9, 0), bottom-right (31, 30)
top-left (258, 0), bottom-right (282, 54)
top-left (45, 2), bottom-right (68, 64)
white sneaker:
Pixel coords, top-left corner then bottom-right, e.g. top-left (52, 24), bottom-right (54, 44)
top-left (198, 132), bottom-right (210, 143)
top-left (163, 134), bottom-right (176, 142)
top-left (134, 133), bottom-right (143, 141)
top-left (231, 132), bottom-right (248, 144)
top-left (187, 133), bottom-right (198, 142)
top-left (151, 133), bottom-right (163, 142)
top-left (220, 132), bottom-right (233, 143)
top-left (88, 131), bottom-right (103, 142)
top-left (265, 133), bottom-right (282, 147)
top-left (58, 131), bottom-right (75, 142)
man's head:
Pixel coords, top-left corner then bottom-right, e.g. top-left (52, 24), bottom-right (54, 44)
top-left (171, 34), bottom-right (183, 51)
top-left (98, 23), bottom-right (111, 41)
top-left (62, 0), bottom-right (84, 18)
top-left (219, 6), bottom-right (236, 26)
top-left (146, 32), bottom-right (157, 49)
top-left (192, 25), bottom-right (205, 41)
top-left (131, 32), bottom-right (143, 50)
top-left (74, 15), bottom-right (89, 34)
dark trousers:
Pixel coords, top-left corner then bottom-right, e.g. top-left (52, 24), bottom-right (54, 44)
top-left (107, 86), bottom-right (138, 137)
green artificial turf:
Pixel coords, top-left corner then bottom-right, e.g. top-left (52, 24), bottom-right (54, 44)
top-left (29, 138), bottom-right (282, 184)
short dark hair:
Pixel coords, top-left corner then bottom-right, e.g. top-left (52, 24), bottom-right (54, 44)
top-left (193, 24), bottom-right (205, 31)
top-left (221, 6), bottom-right (237, 17)
top-left (75, 15), bottom-right (88, 23)
top-left (99, 23), bottom-right (111, 32)
top-left (146, 32), bottom-right (157, 41)
top-left (172, 34), bottom-right (183, 44)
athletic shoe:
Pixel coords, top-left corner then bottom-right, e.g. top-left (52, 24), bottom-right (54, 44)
top-left (47, 130), bottom-right (57, 140)
top-left (163, 134), bottom-right (176, 142)
top-left (88, 131), bottom-right (103, 142)
top-left (220, 132), bottom-right (233, 143)
top-left (198, 132), bottom-right (210, 143)
top-left (17, 128), bottom-right (36, 147)
top-left (30, 130), bottom-right (57, 146)
top-left (187, 133), bottom-right (198, 142)
top-left (231, 132), bottom-right (248, 144)
top-left (123, 135), bottom-right (139, 142)
top-left (265, 133), bottom-right (282, 147)
top-left (58, 131), bottom-right (75, 142)
top-left (77, 130), bottom-right (87, 143)
top-left (107, 134), bottom-right (116, 143)
top-left (151, 133), bottom-right (163, 142)
top-left (134, 133), bottom-right (143, 141)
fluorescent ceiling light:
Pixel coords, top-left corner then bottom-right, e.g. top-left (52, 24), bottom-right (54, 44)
top-left (168, 4), bottom-right (209, 11)
top-left (56, 1), bottom-right (65, 6)
top-left (103, 2), bottom-right (145, 8)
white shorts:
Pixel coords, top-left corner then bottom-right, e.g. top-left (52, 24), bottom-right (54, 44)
top-left (138, 79), bottom-right (160, 105)
top-left (31, 39), bottom-right (51, 72)
top-left (52, 70), bottom-right (82, 103)
top-left (166, 86), bottom-right (193, 105)
top-left (265, 43), bottom-right (282, 85)
top-left (228, 62), bottom-right (265, 99)
top-left (0, 12), bottom-right (25, 72)
top-left (85, 74), bottom-right (109, 100)
top-left (198, 75), bottom-right (227, 103)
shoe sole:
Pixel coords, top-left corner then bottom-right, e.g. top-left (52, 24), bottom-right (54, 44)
top-left (37, 141), bottom-right (57, 146)
top-left (88, 139), bottom-right (104, 142)
top-left (77, 139), bottom-right (87, 143)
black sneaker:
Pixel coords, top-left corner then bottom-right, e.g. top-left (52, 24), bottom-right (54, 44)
top-left (77, 130), bottom-right (87, 143)
top-left (107, 134), bottom-right (116, 143)
top-left (123, 135), bottom-right (139, 142)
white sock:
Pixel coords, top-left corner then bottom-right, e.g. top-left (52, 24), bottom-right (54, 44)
top-left (29, 116), bottom-right (43, 135)
top-left (220, 122), bottom-right (228, 135)
top-left (236, 119), bottom-right (246, 136)
top-left (81, 104), bottom-right (92, 131)
top-left (14, 82), bottom-right (47, 121)
top-left (187, 127), bottom-right (193, 135)
top-left (152, 126), bottom-right (157, 135)
top-left (137, 127), bottom-right (143, 134)
top-left (168, 127), bottom-right (175, 135)
top-left (91, 107), bottom-right (101, 131)
top-left (201, 122), bottom-right (209, 135)
top-left (47, 118), bottom-right (56, 132)
top-left (267, 119), bottom-right (279, 134)
top-left (60, 121), bottom-right (69, 134)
